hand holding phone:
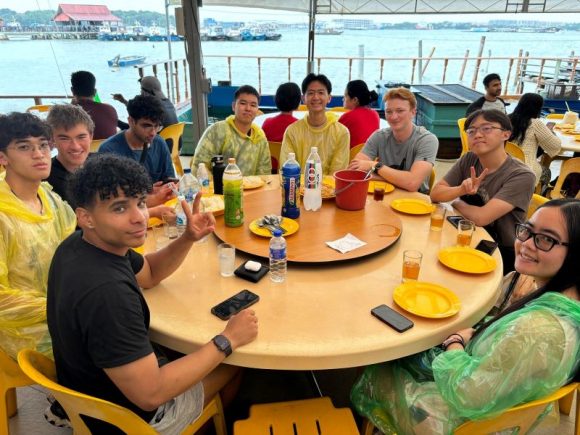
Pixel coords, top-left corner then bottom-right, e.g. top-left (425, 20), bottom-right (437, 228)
top-left (371, 304), bottom-right (414, 332)
top-left (211, 290), bottom-right (260, 320)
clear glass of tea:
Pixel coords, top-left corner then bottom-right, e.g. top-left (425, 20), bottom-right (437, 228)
top-left (402, 250), bottom-right (422, 282)
top-left (430, 203), bottom-right (446, 231)
top-left (457, 220), bottom-right (475, 247)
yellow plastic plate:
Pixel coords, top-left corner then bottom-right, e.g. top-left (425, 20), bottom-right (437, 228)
top-left (249, 218), bottom-right (300, 238)
top-left (438, 246), bottom-right (497, 274)
top-left (243, 176), bottom-right (266, 190)
top-left (299, 175), bottom-right (336, 199)
top-left (574, 135), bottom-right (580, 142)
top-left (367, 180), bottom-right (395, 194)
top-left (394, 281), bottom-right (461, 319)
top-left (200, 194), bottom-right (224, 216)
top-left (390, 198), bottom-right (434, 215)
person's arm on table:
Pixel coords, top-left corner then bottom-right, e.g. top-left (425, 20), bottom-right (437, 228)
top-left (137, 193), bottom-right (215, 288)
top-left (452, 197), bottom-right (514, 227)
top-left (104, 308), bottom-right (258, 411)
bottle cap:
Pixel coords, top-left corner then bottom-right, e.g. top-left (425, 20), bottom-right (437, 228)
top-left (228, 157), bottom-right (236, 164)
top-left (184, 168), bottom-right (191, 174)
top-left (288, 152), bottom-right (295, 160)
top-left (273, 229), bottom-right (282, 237)
top-left (311, 147), bottom-right (318, 152)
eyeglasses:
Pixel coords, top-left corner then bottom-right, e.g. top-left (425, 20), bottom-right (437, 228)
top-left (515, 223), bottom-right (569, 252)
top-left (137, 122), bottom-right (163, 133)
top-left (8, 143), bottom-right (52, 154)
top-left (465, 125), bottom-right (506, 136)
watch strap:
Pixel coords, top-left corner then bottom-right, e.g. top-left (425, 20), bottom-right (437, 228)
top-left (373, 162), bottom-right (383, 174)
top-left (212, 334), bottom-right (232, 357)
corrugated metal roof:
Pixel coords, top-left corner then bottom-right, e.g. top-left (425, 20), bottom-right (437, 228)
top-left (53, 4), bottom-right (121, 22)
top-left (203, 0), bottom-right (580, 14)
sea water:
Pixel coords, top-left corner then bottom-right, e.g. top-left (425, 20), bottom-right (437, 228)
top-left (2, 29), bottom-right (579, 113)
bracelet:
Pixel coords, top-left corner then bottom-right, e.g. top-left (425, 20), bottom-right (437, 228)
top-left (442, 334), bottom-right (465, 351)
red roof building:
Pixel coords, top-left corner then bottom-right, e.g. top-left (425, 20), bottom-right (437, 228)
top-left (53, 4), bottom-right (121, 25)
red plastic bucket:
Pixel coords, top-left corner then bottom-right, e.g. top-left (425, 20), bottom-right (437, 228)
top-left (334, 170), bottom-right (370, 211)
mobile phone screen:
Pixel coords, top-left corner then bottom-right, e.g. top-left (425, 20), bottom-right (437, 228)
top-left (211, 290), bottom-right (259, 320)
top-left (475, 240), bottom-right (498, 255)
top-left (371, 304), bottom-right (414, 332)
top-left (446, 216), bottom-right (463, 229)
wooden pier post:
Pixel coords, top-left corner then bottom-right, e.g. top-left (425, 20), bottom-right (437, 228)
top-left (471, 36), bottom-right (486, 89)
top-left (442, 58), bottom-right (449, 84)
top-left (227, 57), bottom-right (232, 83)
top-left (183, 59), bottom-right (189, 101)
top-left (411, 59), bottom-right (417, 84)
top-left (379, 59), bottom-right (385, 80)
top-left (513, 49), bottom-right (523, 94)
top-left (504, 58), bottom-right (514, 96)
top-left (257, 57), bottom-right (262, 94)
top-left (174, 60), bottom-right (181, 103)
top-left (459, 49), bottom-right (469, 82)
top-left (348, 58), bottom-right (353, 81)
top-left (536, 59), bottom-right (546, 92)
top-left (287, 58), bottom-right (291, 81)
top-left (421, 47), bottom-right (436, 77)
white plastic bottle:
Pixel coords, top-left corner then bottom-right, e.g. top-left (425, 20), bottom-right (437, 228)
top-left (303, 147), bottom-right (322, 211)
top-left (196, 163), bottom-right (210, 194)
top-left (176, 168), bottom-right (199, 235)
top-left (269, 229), bottom-right (287, 283)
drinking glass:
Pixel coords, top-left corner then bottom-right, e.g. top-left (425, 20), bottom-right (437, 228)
top-left (162, 213), bottom-right (178, 239)
top-left (218, 243), bottom-right (236, 277)
top-left (457, 220), bottom-right (475, 247)
top-left (402, 250), bottom-right (422, 282)
top-left (373, 182), bottom-right (386, 201)
top-left (430, 204), bottom-right (446, 231)
top-left (152, 224), bottom-right (169, 251)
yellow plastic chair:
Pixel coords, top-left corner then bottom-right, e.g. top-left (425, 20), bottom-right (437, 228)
top-left (546, 113), bottom-right (564, 119)
top-left (17, 349), bottom-right (226, 435)
top-left (330, 107), bottom-right (348, 112)
top-left (0, 349), bottom-right (33, 435)
top-left (234, 397), bottom-right (359, 435)
top-left (457, 118), bottom-right (469, 155)
top-left (349, 143), bottom-right (364, 161)
top-left (90, 139), bottom-right (104, 153)
top-left (527, 193), bottom-right (549, 218)
top-left (362, 383), bottom-right (579, 435)
top-left (550, 157), bottom-right (580, 199)
top-left (159, 122), bottom-right (185, 177)
top-left (297, 104), bottom-right (308, 111)
top-left (505, 141), bottom-right (525, 162)
top-left (269, 141), bottom-right (282, 174)
top-left (26, 104), bottom-right (52, 113)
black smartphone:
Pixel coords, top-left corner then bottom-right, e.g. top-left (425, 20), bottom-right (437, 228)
top-left (475, 240), bottom-right (498, 255)
top-left (371, 304), bottom-right (414, 333)
top-left (447, 215), bottom-right (463, 229)
top-left (162, 177), bottom-right (180, 184)
top-left (211, 290), bottom-right (260, 320)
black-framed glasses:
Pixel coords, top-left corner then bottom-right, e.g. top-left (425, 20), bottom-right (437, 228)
top-left (465, 125), bottom-right (506, 136)
top-left (515, 223), bottom-right (569, 252)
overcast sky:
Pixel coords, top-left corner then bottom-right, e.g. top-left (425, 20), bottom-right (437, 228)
top-left (6, 0), bottom-right (577, 24)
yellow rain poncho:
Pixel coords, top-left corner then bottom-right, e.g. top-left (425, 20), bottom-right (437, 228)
top-left (0, 175), bottom-right (76, 359)
top-left (352, 292), bottom-right (580, 434)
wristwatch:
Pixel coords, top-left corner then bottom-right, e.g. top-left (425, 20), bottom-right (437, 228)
top-left (373, 162), bottom-right (384, 174)
top-left (212, 334), bottom-right (232, 357)
top-left (441, 334), bottom-right (465, 351)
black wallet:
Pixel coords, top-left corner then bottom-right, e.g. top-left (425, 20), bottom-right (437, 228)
top-left (234, 261), bottom-right (269, 283)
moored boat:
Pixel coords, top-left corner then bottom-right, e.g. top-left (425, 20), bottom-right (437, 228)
top-left (107, 55), bottom-right (146, 67)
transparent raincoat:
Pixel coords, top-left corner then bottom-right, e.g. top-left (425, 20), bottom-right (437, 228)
top-left (351, 292), bottom-right (580, 434)
top-left (0, 177), bottom-right (76, 359)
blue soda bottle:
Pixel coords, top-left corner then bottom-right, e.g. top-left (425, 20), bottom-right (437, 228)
top-left (281, 152), bottom-right (300, 219)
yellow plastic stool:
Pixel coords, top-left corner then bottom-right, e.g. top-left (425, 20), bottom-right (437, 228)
top-left (0, 348), bottom-right (33, 435)
top-left (234, 397), bottom-right (359, 435)
top-left (159, 122), bottom-right (186, 176)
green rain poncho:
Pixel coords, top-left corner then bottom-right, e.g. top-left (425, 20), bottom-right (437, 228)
top-left (0, 175), bottom-right (76, 359)
top-left (351, 292), bottom-right (580, 434)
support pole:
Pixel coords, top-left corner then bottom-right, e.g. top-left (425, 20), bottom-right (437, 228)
top-left (307, 0), bottom-right (316, 74)
top-left (418, 40), bottom-right (423, 84)
top-left (165, 0), bottom-right (175, 102)
top-left (358, 44), bottom-right (364, 79)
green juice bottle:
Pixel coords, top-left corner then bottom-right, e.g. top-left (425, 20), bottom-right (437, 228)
top-left (223, 158), bottom-right (244, 227)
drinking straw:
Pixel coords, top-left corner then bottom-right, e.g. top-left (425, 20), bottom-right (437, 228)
top-left (565, 100), bottom-right (571, 112)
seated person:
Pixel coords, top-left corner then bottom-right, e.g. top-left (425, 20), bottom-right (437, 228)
top-left (192, 85), bottom-right (271, 176)
top-left (262, 82), bottom-right (301, 171)
top-left (0, 112), bottom-right (76, 360)
top-left (349, 87), bottom-right (438, 193)
top-left (280, 73), bottom-right (350, 175)
top-left (509, 93), bottom-right (561, 184)
top-left (466, 73), bottom-right (508, 116)
top-left (431, 109), bottom-right (535, 273)
top-left (338, 79), bottom-right (380, 148)
top-left (352, 198), bottom-right (580, 435)
top-left (47, 154), bottom-right (258, 434)
top-left (70, 70), bottom-right (118, 140)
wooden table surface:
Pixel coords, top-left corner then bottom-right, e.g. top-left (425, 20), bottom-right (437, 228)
top-left (143, 177), bottom-right (503, 370)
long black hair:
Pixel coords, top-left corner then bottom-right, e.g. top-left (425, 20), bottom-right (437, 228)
top-left (508, 93), bottom-right (544, 143)
top-left (345, 80), bottom-right (378, 107)
top-left (473, 198), bottom-right (580, 339)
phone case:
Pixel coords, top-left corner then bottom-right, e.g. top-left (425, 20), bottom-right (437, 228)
top-left (234, 261), bottom-right (269, 283)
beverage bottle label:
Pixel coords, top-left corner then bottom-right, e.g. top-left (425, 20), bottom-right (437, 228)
top-left (270, 247), bottom-right (286, 260)
top-left (305, 161), bottom-right (320, 189)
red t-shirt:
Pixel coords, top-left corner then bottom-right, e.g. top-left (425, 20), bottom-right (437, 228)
top-left (262, 113), bottom-right (298, 171)
top-left (338, 106), bottom-right (380, 148)
top-left (76, 99), bottom-right (119, 140)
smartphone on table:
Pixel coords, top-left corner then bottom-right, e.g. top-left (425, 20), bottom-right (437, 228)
top-left (211, 289), bottom-right (260, 320)
top-left (371, 304), bottom-right (414, 332)
top-left (475, 240), bottom-right (498, 255)
top-left (446, 215), bottom-right (463, 229)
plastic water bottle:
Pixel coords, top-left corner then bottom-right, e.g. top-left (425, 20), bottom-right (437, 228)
top-left (281, 152), bottom-right (301, 219)
top-left (196, 163), bottom-right (210, 194)
top-left (223, 158), bottom-right (244, 227)
top-left (269, 229), bottom-right (287, 283)
top-left (176, 168), bottom-right (199, 235)
top-left (303, 147), bottom-right (322, 211)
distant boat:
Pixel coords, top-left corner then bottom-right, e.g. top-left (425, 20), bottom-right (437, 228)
top-left (315, 23), bottom-right (344, 35)
top-left (265, 31), bottom-right (282, 41)
top-left (6, 33), bottom-right (33, 41)
top-left (107, 55), bottom-right (146, 67)
top-left (226, 28), bottom-right (242, 41)
top-left (208, 26), bottom-right (226, 41)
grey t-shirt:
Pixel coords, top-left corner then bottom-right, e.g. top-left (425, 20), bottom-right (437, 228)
top-left (444, 152), bottom-right (535, 247)
top-left (362, 125), bottom-right (439, 193)
top-left (482, 99), bottom-right (506, 113)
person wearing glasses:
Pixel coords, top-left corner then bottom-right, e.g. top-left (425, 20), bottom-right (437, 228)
top-left (0, 112), bottom-right (76, 361)
top-left (348, 87), bottom-right (438, 193)
top-left (431, 109), bottom-right (535, 273)
top-left (352, 199), bottom-right (580, 435)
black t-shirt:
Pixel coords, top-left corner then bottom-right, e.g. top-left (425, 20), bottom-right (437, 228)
top-left (45, 157), bottom-right (71, 204)
top-left (47, 231), bottom-right (155, 425)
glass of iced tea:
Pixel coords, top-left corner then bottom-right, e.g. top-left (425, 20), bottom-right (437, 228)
top-left (430, 203), bottom-right (446, 231)
top-left (402, 250), bottom-right (422, 282)
top-left (457, 220), bottom-right (475, 247)
top-left (373, 182), bottom-right (386, 201)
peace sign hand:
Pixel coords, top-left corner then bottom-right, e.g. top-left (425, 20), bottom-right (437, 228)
top-left (461, 166), bottom-right (488, 195)
top-left (181, 193), bottom-right (216, 241)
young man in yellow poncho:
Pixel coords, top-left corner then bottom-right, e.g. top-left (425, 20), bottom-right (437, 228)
top-left (0, 112), bottom-right (76, 360)
top-left (192, 85), bottom-right (271, 176)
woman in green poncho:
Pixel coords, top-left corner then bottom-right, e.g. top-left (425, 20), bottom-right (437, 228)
top-left (351, 198), bottom-right (580, 434)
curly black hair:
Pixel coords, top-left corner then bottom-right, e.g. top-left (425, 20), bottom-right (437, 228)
top-left (0, 112), bottom-right (52, 152)
top-left (127, 95), bottom-right (165, 124)
top-left (69, 153), bottom-right (152, 209)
